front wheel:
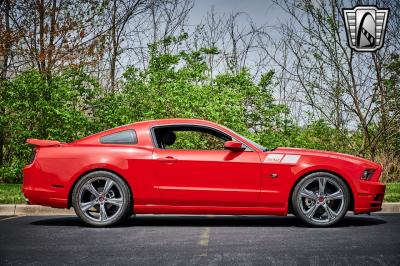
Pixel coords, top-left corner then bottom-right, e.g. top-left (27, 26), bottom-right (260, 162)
top-left (292, 172), bottom-right (350, 227)
top-left (72, 171), bottom-right (132, 227)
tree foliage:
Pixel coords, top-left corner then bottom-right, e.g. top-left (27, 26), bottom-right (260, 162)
top-left (0, 69), bottom-right (101, 182)
top-left (97, 36), bottom-right (290, 142)
top-left (0, 0), bottom-right (399, 183)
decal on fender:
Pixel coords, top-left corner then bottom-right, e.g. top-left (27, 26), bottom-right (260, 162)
top-left (264, 154), bottom-right (301, 164)
top-left (281, 155), bottom-right (301, 164)
top-left (264, 154), bottom-right (284, 163)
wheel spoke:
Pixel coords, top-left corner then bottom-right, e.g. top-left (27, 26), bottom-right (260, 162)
top-left (79, 176), bottom-right (125, 223)
top-left (85, 183), bottom-right (99, 197)
top-left (298, 176), bottom-right (346, 224)
top-left (318, 177), bottom-right (327, 194)
top-left (80, 200), bottom-right (98, 212)
top-left (300, 188), bottom-right (317, 200)
top-left (325, 190), bottom-right (343, 201)
top-left (103, 179), bottom-right (115, 195)
top-left (99, 204), bottom-right (108, 221)
top-left (305, 204), bottom-right (318, 218)
top-left (107, 197), bottom-right (123, 207)
top-left (323, 204), bottom-right (337, 220)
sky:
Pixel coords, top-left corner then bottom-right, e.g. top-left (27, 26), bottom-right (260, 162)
top-left (188, 0), bottom-right (287, 27)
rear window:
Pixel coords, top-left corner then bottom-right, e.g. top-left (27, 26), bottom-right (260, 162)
top-left (100, 130), bottom-right (137, 144)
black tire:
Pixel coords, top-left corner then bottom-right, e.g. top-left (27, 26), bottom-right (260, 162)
top-left (291, 172), bottom-right (350, 227)
top-left (72, 171), bottom-right (132, 227)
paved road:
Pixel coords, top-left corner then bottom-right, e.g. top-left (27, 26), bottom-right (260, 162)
top-left (0, 214), bottom-right (400, 265)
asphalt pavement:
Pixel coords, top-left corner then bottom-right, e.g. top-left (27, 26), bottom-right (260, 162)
top-left (0, 214), bottom-right (400, 265)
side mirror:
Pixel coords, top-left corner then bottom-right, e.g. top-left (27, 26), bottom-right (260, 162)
top-left (224, 141), bottom-right (245, 152)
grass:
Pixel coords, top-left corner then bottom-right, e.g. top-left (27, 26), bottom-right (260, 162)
top-left (0, 184), bottom-right (26, 204)
top-left (385, 183), bottom-right (400, 203)
top-left (0, 183), bottom-right (399, 204)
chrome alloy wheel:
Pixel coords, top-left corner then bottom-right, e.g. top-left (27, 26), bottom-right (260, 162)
top-left (78, 177), bottom-right (124, 223)
top-left (297, 176), bottom-right (345, 224)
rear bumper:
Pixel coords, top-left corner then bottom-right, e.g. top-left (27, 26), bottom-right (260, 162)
top-left (354, 181), bottom-right (386, 214)
top-left (22, 162), bottom-right (68, 208)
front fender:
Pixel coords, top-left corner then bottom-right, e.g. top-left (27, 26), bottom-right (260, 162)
top-left (293, 164), bottom-right (357, 197)
top-left (260, 153), bottom-right (369, 213)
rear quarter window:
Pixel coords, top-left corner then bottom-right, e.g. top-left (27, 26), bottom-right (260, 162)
top-left (100, 130), bottom-right (137, 144)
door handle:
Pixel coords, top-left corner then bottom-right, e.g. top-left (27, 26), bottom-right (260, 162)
top-left (158, 156), bottom-right (177, 162)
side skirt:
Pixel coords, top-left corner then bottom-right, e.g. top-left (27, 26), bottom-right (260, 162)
top-left (133, 204), bottom-right (288, 216)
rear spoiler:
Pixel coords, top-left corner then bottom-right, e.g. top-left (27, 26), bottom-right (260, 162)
top-left (26, 138), bottom-right (62, 147)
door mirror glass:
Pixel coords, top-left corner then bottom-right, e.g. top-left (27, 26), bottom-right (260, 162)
top-left (224, 141), bottom-right (245, 152)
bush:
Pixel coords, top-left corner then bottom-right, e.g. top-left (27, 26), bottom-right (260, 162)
top-left (0, 69), bottom-right (101, 182)
top-left (0, 36), bottom-right (398, 183)
top-left (375, 152), bottom-right (400, 183)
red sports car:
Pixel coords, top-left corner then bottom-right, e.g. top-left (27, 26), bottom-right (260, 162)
top-left (23, 119), bottom-right (385, 227)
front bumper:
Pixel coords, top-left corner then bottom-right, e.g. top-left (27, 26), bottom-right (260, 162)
top-left (354, 181), bottom-right (386, 214)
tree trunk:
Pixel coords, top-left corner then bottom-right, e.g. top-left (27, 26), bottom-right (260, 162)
top-left (373, 54), bottom-right (388, 148)
top-left (46, 0), bottom-right (57, 82)
top-left (109, 0), bottom-right (117, 92)
top-left (0, 0), bottom-right (10, 80)
top-left (38, 0), bottom-right (46, 73)
top-left (0, 0), bottom-right (11, 166)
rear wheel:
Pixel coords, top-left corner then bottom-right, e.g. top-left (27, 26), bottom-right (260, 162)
top-left (292, 172), bottom-right (350, 227)
top-left (72, 171), bottom-right (131, 227)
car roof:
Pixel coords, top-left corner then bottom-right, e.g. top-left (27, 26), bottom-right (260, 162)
top-left (71, 118), bottom-right (262, 151)
top-left (71, 119), bottom-right (225, 145)
top-left (131, 118), bottom-right (219, 127)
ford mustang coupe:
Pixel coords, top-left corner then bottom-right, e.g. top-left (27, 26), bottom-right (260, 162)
top-left (23, 119), bottom-right (385, 227)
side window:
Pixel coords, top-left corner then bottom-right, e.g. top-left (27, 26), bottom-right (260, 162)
top-left (154, 127), bottom-right (232, 150)
top-left (172, 131), bottom-right (227, 150)
top-left (100, 130), bottom-right (137, 144)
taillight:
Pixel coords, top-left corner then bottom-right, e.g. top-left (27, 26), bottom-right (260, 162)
top-left (29, 147), bottom-right (37, 164)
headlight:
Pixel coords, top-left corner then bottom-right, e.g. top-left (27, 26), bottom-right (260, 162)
top-left (361, 169), bottom-right (375, 180)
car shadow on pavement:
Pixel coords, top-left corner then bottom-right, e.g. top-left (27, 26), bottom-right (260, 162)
top-left (30, 214), bottom-right (387, 228)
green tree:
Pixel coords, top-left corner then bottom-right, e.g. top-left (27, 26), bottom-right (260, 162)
top-left (0, 69), bottom-right (100, 182)
top-left (96, 36), bottom-right (289, 149)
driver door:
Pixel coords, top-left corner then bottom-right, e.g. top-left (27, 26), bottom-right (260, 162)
top-left (153, 126), bottom-right (262, 207)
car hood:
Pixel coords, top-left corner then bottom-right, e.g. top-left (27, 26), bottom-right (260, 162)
top-left (274, 147), bottom-right (379, 168)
